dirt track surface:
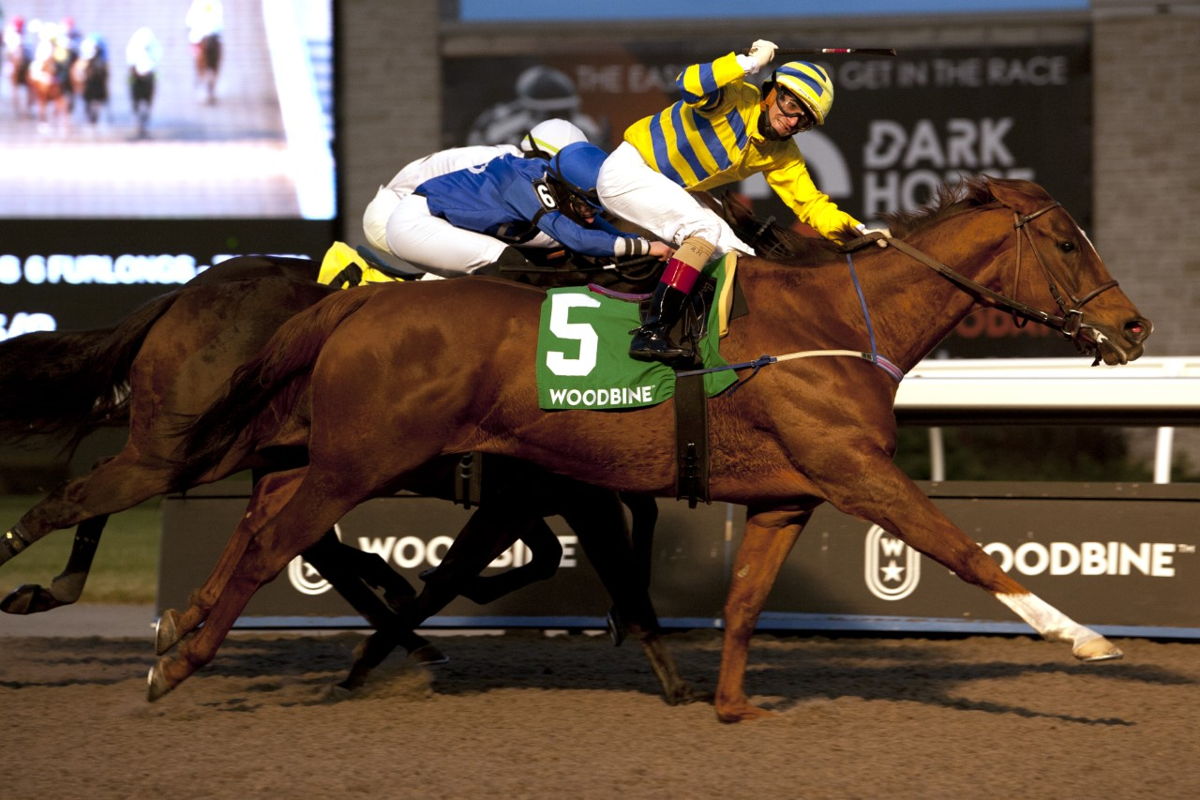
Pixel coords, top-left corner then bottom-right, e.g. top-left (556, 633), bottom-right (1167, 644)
top-left (2, 629), bottom-right (1197, 799)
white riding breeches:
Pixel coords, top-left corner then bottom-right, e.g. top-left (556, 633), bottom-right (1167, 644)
top-left (362, 186), bottom-right (402, 253)
top-left (383, 194), bottom-right (510, 277)
top-left (596, 141), bottom-right (755, 256)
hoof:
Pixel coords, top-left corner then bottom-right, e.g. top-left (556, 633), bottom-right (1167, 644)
top-left (605, 608), bottom-right (627, 647)
top-left (1, 584), bottom-right (64, 615)
top-left (1074, 634), bottom-right (1123, 662)
top-left (715, 703), bottom-right (777, 724)
top-left (409, 643), bottom-right (449, 666)
top-left (154, 609), bottom-right (182, 655)
top-left (324, 683), bottom-right (355, 701)
top-left (146, 660), bottom-right (174, 702)
top-left (664, 686), bottom-right (713, 707)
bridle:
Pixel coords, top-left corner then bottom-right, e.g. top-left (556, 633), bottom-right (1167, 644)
top-left (884, 200), bottom-right (1120, 344)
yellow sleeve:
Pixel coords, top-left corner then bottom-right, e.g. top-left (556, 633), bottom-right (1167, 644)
top-left (765, 146), bottom-right (862, 241)
top-left (676, 52), bottom-right (749, 108)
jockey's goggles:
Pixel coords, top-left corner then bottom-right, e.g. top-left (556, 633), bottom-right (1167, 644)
top-left (773, 89), bottom-right (816, 131)
top-left (563, 191), bottom-right (600, 221)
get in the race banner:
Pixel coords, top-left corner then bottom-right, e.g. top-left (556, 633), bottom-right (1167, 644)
top-left (444, 41), bottom-right (1092, 358)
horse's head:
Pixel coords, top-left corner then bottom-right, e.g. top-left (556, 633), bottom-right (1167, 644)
top-left (985, 177), bottom-right (1151, 365)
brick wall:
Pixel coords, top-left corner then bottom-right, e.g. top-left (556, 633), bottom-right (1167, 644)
top-left (1094, 8), bottom-right (1200, 358)
top-left (336, 0), bottom-right (441, 248)
top-left (1094, 6), bottom-right (1200, 473)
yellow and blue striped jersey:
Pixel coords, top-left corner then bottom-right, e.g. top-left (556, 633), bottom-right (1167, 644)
top-left (623, 52), bottom-right (862, 240)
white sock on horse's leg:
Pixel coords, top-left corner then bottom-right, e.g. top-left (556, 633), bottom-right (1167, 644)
top-left (996, 591), bottom-right (1122, 661)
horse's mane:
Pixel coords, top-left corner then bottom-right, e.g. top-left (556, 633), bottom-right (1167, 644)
top-left (726, 176), bottom-right (996, 266)
top-left (880, 176), bottom-right (994, 238)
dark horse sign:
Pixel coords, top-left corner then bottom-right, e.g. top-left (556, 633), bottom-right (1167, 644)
top-left (134, 179), bottom-right (1151, 721)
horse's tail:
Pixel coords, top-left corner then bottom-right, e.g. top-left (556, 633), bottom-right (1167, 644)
top-left (0, 289), bottom-right (180, 453)
top-left (176, 289), bottom-right (376, 488)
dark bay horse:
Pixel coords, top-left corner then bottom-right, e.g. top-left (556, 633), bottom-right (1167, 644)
top-left (0, 254), bottom-right (688, 698)
top-left (69, 45), bottom-right (108, 125)
top-left (5, 34), bottom-right (32, 117)
top-left (154, 177), bottom-right (1150, 720)
top-left (192, 33), bottom-right (220, 105)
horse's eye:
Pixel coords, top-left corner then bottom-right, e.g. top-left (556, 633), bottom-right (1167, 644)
top-left (1058, 241), bottom-right (1076, 253)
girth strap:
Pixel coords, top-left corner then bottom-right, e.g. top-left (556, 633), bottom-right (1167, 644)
top-left (673, 373), bottom-right (710, 508)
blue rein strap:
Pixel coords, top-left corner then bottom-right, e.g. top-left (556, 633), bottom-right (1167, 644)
top-left (845, 251), bottom-right (905, 382)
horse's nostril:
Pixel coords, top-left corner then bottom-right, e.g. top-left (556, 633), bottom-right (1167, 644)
top-left (1125, 319), bottom-right (1150, 343)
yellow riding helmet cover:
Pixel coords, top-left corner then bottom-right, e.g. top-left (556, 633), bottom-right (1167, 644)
top-left (769, 60), bottom-right (834, 125)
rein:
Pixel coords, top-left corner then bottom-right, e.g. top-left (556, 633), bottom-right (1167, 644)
top-left (679, 198), bottom-right (1118, 389)
top-left (886, 201), bottom-right (1119, 340)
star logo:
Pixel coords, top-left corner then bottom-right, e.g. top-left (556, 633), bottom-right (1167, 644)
top-left (880, 559), bottom-right (905, 583)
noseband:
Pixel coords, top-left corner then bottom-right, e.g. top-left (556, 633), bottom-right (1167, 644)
top-left (886, 200), bottom-right (1120, 343)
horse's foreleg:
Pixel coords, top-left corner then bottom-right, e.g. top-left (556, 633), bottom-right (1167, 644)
top-left (621, 492), bottom-right (658, 593)
top-left (453, 517), bottom-right (560, 604)
top-left (416, 504), bottom-right (529, 610)
top-left (300, 532), bottom-right (447, 681)
top-left (828, 462), bottom-right (1122, 662)
top-left (716, 507), bottom-right (811, 723)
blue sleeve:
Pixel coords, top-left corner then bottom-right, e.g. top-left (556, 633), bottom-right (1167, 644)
top-left (501, 175), bottom-right (636, 258)
top-left (591, 216), bottom-right (635, 238)
top-left (537, 211), bottom-right (636, 258)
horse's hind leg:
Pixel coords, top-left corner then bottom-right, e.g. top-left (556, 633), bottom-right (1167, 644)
top-left (561, 488), bottom-right (702, 706)
top-left (149, 469), bottom-right (366, 700)
top-left (1, 514), bottom-right (107, 614)
top-left (155, 467), bottom-right (312, 654)
top-left (2, 453), bottom-right (168, 570)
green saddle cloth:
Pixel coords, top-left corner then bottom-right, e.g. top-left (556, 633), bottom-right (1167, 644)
top-left (535, 255), bottom-right (737, 410)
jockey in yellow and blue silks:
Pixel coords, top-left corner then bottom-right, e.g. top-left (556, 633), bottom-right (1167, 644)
top-left (597, 40), bottom-right (890, 362)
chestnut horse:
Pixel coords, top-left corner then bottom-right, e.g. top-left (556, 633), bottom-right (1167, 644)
top-left (26, 42), bottom-right (68, 129)
top-left (0, 253), bottom-right (689, 697)
top-left (150, 177), bottom-right (1151, 720)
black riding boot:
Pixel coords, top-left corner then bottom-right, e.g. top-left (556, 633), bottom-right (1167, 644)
top-left (629, 283), bottom-right (689, 362)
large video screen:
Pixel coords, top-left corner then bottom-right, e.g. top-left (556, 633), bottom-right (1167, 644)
top-left (1, 0), bottom-right (335, 220)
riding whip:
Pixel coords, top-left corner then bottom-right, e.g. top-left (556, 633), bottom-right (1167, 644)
top-left (775, 47), bottom-right (897, 57)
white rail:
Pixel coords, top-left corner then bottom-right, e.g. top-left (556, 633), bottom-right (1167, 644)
top-left (893, 357), bottom-right (1200, 484)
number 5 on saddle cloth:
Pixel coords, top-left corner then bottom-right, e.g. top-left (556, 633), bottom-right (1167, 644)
top-left (535, 253), bottom-right (742, 412)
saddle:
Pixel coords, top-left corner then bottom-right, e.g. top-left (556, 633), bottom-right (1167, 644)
top-left (316, 241), bottom-right (425, 289)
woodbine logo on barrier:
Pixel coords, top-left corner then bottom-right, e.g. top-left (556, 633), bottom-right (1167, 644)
top-left (159, 482), bottom-right (1200, 635)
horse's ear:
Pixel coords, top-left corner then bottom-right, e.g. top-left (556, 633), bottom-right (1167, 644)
top-left (984, 175), bottom-right (1053, 214)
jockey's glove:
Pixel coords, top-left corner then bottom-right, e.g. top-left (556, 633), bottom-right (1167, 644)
top-left (856, 223), bottom-right (892, 248)
top-left (737, 39), bottom-right (778, 75)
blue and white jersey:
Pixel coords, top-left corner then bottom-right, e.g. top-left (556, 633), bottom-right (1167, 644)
top-left (416, 155), bottom-right (649, 259)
